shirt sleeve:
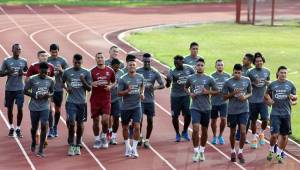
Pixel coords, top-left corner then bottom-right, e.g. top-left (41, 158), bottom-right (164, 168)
top-left (222, 81), bottom-right (229, 94)
top-left (117, 78), bottom-right (126, 93)
top-left (0, 60), bottom-right (8, 73)
top-left (155, 71), bottom-right (164, 86)
top-left (247, 79), bottom-right (252, 94)
top-left (86, 71), bottom-right (92, 85)
top-left (185, 76), bottom-right (191, 88)
top-left (49, 79), bottom-right (55, 93)
top-left (167, 69), bottom-right (173, 82)
top-left (23, 60), bottom-right (28, 72)
top-left (266, 82), bottom-right (272, 94)
top-left (26, 65), bottom-right (34, 77)
top-left (291, 82), bottom-right (296, 95)
top-left (62, 58), bottom-right (69, 69)
top-left (62, 70), bottom-right (67, 82)
top-left (110, 69), bottom-right (116, 84)
top-left (24, 78), bottom-right (31, 91)
top-left (210, 77), bottom-right (218, 91)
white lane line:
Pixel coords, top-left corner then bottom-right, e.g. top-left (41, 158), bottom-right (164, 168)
top-left (0, 46), bottom-right (36, 170)
top-left (0, 6), bottom-right (106, 170)
top-left (0, 6), bottom-right (29, 36)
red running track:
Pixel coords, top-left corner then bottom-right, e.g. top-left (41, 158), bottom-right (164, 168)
top-left (0, 3), bottom-right (299, 170)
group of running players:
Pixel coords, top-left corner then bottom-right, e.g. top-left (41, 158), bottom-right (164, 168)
top-left (0, 42), bottom-right (297, 165)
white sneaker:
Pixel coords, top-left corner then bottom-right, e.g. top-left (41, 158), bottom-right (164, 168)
top-left (131, 148), bottom-right (139, 158)
top-left (93, 140), bottom-right (101, 149)
top-left (101, 134), bottom-right (108, 149)
top-left (110, 137), bottom-right (118, 145)
top-left (125, 146), bottom-right (132, 157)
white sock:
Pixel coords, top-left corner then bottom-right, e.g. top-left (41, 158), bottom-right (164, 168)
top-left (16, 126), bottom-right (20, 130)
top-left (270, 145), bottom-right (275, 152)
top-left (10, 124), bottom-right (14, 129)
top-left (140, 133), bottom-right (143, 138)
top-left (194, 147), bottom-right (199, 153)
top-left (132, 140), bottom-right (138, 150)
top-left (231, 148), bottom-right (236, 153)
top-left (95, 136), bottom-right (100, 141)
top-left (199, 146), bottom-right (205, 152)
top-left (276, 147), bottom-right (283, 156)
top-left (112, 132), bottom-right (117, 139)
top-left (125, 139), bottom-right (131, 149)
top-left (101, 132), bottom-right (106, 139)
top-left (238, 148), bottom-right (243, 154)
top-left (109, 128), bottom-right (112, 133)
top-left (252, 133), bottom-right (257, 140)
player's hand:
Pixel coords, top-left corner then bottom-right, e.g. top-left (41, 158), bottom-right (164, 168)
top-left (238, 95), bottom-right (247, 101)
top-left (189, 93), bottom-right (197, 99)
top-left (66, 87), bottom-right (72, 94)
top-left (140, 93), bottom-right (145, 100)
top-left (80, 74), bottom-right (85, 81)
top-left (57, 64), bottom-right (63, 73)
top-left (202, 88), bottom-right (210, 95)
top-left (104, 85), bottom-right (111, 91)
top-left (92, 81), bottom-right (98, 87)
top-left (290, 94), bottom-right (298, 105)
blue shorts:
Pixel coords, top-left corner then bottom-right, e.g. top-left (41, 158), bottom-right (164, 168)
top-left (249, 103), bottom-right (269, 121)
top-left (227, 112), bottom-right (249, 128)
top-left (121, 107), bottom-right (142, 125)
top-left (211, 104), bottom-right (228, 119)
top-left (53, 91), bottom-right (63, 107)
top-left (191, 109), bottom-right (210, 128)
top-left (66, 102), bottom-right (86, 123)
top-left (141, 102), bottom-right (155, 117)
top-left (270, 115), bottom-right (291, 135)
top-left (171, 96), bottom-right (190, 118)
top-left (30, 109), bottom-right (50, 124)
top-left (5, 90), bottom-right (24, 108)
top-left (111, 100), bottom-right (121, 117)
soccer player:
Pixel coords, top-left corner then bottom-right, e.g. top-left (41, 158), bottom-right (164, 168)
top-left (90, 52), bottom-right (115, 149)
top-left (183, 42), bottom-right (203, 66)
top-left (118, 54), bottom-right (144, 158)
top-left (105, 46), bottom-right (125, 69)
top-left (223, 64), bottom-right (252, 164)
top-left (247, 52), bottom-right (270, 149)
top-left (109, 58), bottom-right (124, 145)
top-left (24, 62), bottom-right (54, 157)
top-left (47, 43), bottom-right (69, 137)
top-left (210, 59), bottom-right (231, 145)
top-left (0, 44), bottom-right (28, 138)
top-left (166, 55), bottom-right (194, 142)
top-left (26, 50), bottom-right (54, 145)
top-left (136, 53), bottom-right (165, 148)
top-left (185, 58), bottom-right (218, 162)
top-left (62, 54), bottom-right (92, 156)
top-left (265, 66), bottom-right (297, 164)
top-left (236, 53), bottom-right (254, 142)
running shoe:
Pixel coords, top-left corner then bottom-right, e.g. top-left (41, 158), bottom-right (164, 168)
top-left (218, 135), bottom-right (225, 145)
top-left (8, 128), bottom-right (14, 137)
top-left (211, 136), bottom-right (217, 145)
top-left (182, 131), bottom-right (191, 141)
top-left (15, 129), bottom-right (23, 138)
top-left (238, 153), bottom-right (245, 164)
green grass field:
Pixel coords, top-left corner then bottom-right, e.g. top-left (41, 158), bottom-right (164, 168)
top-left (0, 0), bottom-right (232, 6)
top-left (126, 22), bottom-right (300, 141)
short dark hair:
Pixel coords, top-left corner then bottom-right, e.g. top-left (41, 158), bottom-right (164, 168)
top-left (190, 42), bottom-right (198, 49)
top-left (50, 43), bottom-right (59, 51)
top-left (73, 54), bottom-right (82, 61)
top-left (277, 66), bottom-right (287, 72)
top-left (39, 62), bottom-right (49, 70)
top-left (197, 58), bottom-right (205, 63)
top-left (233, 63), bottom-right (243, 71)
top-left (143, 53), bottom-right (151, 58)
top-left (110, 46), bottom-right (118, 51)
top-left (126, 54), bottom-right (136, 62)
top-left (37, 50), bottom-right (47, 56)
top-left (215, 59), bottom-right (223, 63)
top-left (12, 43), bottom-right (20, 50)
top-left (111, 58), bottom-right (121, 66)
top-left (173, 55), bottom-right (184, 60)
top-left (253, 52), bottom-right (265, 64)
top-left (244, 53), bottom-right (254, 62)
